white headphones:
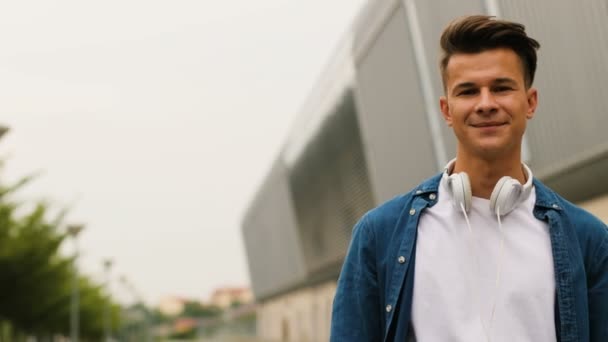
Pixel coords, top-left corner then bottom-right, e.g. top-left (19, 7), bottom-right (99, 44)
top-left (443, 159), bottom-right (533, 216)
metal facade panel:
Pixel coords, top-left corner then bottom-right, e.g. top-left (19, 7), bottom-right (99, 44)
top-left (354, 4), bottom-right (437, 204)
top-left (413, 0), bottom-right (487, 160)
top-left (242, 159), bottom-right (306, 299)
top-left (288, 89), bottom-right (374, 276)
top-left (498, 0), bottom-right (608, 179)
top-left (283, 33), bottom-right (356, 170)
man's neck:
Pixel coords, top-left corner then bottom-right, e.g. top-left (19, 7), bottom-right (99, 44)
top-left (451, 152), bottom-right (527, 199)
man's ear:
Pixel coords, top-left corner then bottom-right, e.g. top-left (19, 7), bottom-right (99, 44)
top-left (526, 87), bottom-right (538, 119)
top-left (440, 96), bottom-right (452, 126)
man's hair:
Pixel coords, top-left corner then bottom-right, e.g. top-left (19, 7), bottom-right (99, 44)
top-left (439, 15), bottom-right (540, 89)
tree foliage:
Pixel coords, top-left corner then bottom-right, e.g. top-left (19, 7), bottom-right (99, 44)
top-left (0, 171), bottom-right (119, 339)
top-left (182, 301), bottom-right (222, 318)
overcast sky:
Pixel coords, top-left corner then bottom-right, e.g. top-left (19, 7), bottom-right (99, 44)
top-left (0, 0), bottom-right (366, 305)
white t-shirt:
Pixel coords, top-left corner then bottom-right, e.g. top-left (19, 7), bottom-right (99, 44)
top-left (411, 175), bottom-right (556, 342)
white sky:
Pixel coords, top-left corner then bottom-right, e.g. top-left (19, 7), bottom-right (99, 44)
top-left (0, 0), bottom-right (366, 305)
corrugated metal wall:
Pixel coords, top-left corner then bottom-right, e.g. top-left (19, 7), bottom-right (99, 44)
top-left (288, 89), bottom-right (374, 276)
top-left (241, 159), bottom-right (306, 299)
top-left (242, 34), bottom-right (370, 300)
top-left (353, 1), bottom-right (437, 204)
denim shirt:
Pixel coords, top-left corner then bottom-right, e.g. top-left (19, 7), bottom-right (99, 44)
top-left (331, 173), bottom-right (608, 342)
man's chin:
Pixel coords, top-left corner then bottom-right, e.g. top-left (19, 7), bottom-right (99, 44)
top-left (476, 146), bottom-right (509, 160)
top-left (469, 143), bottom-right (512, 160)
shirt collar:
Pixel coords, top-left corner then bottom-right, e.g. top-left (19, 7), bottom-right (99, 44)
top-left (414, 172), bottom-right (562, 211)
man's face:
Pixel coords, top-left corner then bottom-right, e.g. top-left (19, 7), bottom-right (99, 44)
top-left (439, 48), bottom-right (537, 160)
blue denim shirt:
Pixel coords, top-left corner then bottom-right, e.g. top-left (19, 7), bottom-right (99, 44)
top-left (331, 173), bottom-right (608, 342)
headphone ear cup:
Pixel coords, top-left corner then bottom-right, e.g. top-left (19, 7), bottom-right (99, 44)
top-left (448, 172), bottom-right (472, 213)
top-left (490, 177), bottom-right (523, 216)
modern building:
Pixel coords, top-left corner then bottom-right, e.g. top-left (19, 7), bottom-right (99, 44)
top-left (242, 0), bottom-right (608, 341)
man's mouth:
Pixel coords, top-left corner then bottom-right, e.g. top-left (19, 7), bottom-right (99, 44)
top-left (471, 122), bottom-right (507, 128)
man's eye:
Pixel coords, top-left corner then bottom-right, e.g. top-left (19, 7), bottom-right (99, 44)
top-left (458, 89), bottom-right (477, 96)
top-left (494, 86), bottom-right (512, 92)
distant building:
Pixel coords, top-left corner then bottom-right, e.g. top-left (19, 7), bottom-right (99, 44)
top-left (210, 287), bottom-right (254, 309)
top-left (242, 1), bottom-right (608, 341)
top-left (158, 296), bottom-right (186, 316)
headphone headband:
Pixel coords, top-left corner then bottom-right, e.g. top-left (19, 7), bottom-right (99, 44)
top-left (443, 159), bottom-right (533, 216)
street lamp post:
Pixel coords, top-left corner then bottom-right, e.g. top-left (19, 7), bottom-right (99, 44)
top-left (67, 224), bottom-right (85, 342)
top-left (103, 259), bottom-right (114, 342)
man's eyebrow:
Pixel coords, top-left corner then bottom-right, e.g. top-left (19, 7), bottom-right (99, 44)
top-left (451, 82), bottom-right (476, 94)
top-left (494, 77), bottom-right (517, 84)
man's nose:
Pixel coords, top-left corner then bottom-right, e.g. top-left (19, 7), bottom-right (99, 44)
top-left (474, 89), bottom-right (498, 115)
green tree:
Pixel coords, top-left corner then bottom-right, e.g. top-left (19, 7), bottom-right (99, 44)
top-left (0, 170), bottom-right (121, 339)
top-left (182, 301), bottom-right (222, 318)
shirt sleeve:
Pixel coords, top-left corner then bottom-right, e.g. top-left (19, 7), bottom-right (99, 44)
top-left (330, 214), bottom-right (383, 341)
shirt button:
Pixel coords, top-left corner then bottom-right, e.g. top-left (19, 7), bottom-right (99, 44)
top-left (386, 304), bottom-right (392, 313)
top-left (398, 256), bottom-right (406, 264)
top-left (429, 193), bottom-right (436, 200)
top-left (409, 208), bottom-right (416, 216)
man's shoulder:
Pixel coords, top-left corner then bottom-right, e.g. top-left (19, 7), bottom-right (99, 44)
top-left (534, 178), bottom-right (607, 237)
top-left (363, 173), bottom-right (442, 228)
top-left (557, 196), bottom-right (607, 243)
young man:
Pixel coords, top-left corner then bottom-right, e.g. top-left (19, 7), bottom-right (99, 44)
top-left (331, 15), bottom-right (608, 342)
